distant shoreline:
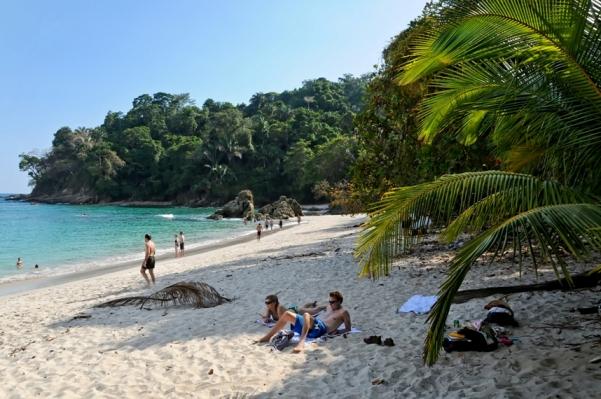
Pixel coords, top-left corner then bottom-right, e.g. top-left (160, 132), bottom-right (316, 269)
top-left (4, 193), bottom-right (199, 207)
top-left (4, 194), bottom-right (330, 212)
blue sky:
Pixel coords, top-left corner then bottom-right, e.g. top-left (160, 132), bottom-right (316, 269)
top-left (0, 0), bottom-right (428, 193)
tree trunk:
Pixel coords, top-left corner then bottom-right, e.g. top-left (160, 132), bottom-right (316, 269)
top-left (452, 271), bottom-right (601, 304)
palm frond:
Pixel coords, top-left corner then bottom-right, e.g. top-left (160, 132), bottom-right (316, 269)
top-left (95, 281), bottom-right (231, 309)
top-left (424, 202), bottom-right (601, 365)
top-left (356, 171), bottom-right (576, 278)
top-left (441, 179), bottom-right (586, 242)
top-left (397, 0), bottom-right (601, 187)
top-left (402, 0), bottom-right (601, 97)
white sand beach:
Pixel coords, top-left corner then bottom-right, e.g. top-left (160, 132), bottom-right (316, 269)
top-left (0, 215), bottom-right (600, 398)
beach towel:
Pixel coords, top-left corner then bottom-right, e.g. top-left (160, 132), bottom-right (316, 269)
top-left (290, 327), bottom-right (362, 344)
top-left (398, 295), bottom-right (437, 315)
top-left (256, 319), bottom-right (277, 328)
top-left (256, 319), bottom-right (361, 345)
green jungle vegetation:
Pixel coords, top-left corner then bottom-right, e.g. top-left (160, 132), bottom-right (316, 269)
top-left (20, 76), bottom-right (369, 205)
top-left (19, 3), bottom-right (492, 208)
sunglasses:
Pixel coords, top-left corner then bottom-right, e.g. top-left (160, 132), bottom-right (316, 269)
top-left (329, 300), bottom-right (339, 304)
top-left (265, 301), bottom-right (273, 305)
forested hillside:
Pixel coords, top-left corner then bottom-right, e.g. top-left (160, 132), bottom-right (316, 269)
top-left (20, 76), bottom-right (367, 205)
top-left (351, 3), bottom-right (494, 205)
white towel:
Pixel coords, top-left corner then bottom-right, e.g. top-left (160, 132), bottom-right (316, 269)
top-left (256, 319), bottom-right (276, 328)
top-left (398, 295), bottom-right (437, 315)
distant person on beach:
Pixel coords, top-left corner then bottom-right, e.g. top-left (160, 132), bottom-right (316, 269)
top-left (261, 294), bottom-right (287, 323)
top-left (140, 234), bottom-right (156, 285)
top-left (279, 219), bottom-right (283, 229)
top-left (257, 291), bottom-right (351, 353)
top-left (179, 231), bottom-right (185, 256)
top-left (297, 215), bottom-right (301, 224)
top-left (269, 219), bottom-right (274, 230)
top-left (34, 264), bottom-right (39, 269)
top-left (174, 234), bottom-right (180, 258)
top-left (16, 257), bottom-right (23, 269)
top-left (256, 222), bottom-right (263, 240)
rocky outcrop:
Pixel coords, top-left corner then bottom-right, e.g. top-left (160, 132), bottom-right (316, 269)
top-left (208, 190), bottom-right (255, 220)
top-left (27, 188), bottom-right (99, 204)
top-left (4, 194), bottom-right (29, 201)
top-left (258, 196), bottom-right (303, 219)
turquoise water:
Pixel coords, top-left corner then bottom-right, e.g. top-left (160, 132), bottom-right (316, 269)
top-left (0, 195), bottom-right (251, 282)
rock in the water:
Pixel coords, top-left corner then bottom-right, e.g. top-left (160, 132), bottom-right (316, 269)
top-left (208, 190), bottom-right (255, 220)
top-left (259, 196), bottom-right (303, 219)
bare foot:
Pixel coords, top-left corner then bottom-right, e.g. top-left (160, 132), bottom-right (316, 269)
top-left (293, 343), bottom-right (305, 353)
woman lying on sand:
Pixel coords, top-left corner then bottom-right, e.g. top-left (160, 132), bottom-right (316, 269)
top-left (261, 294), bottom-right (288, 322)
top-left (261, 295), bottom-right (333, 323)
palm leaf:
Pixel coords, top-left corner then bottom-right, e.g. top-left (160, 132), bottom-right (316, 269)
top-left (356, 171), bottom-right (579, 278)
top-left (95, 281), bottom-right (231, 309)
top-left (398, 0), bottom-right (601, 187)
top-left (423, 203), bottom-right (601, 365)
top-left (441, 178), bottom-right (587, 243)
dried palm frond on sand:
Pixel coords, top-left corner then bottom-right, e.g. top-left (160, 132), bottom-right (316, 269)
top-left (95, 281), bottom-right (231, 309)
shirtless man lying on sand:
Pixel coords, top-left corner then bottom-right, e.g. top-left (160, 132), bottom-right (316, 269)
top-left (257, 291), bottom-right (351, 353)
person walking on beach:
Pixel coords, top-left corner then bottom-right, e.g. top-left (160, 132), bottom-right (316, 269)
top-left (257, 291), bottom-right (351, 353)
top-left (279, 219), bottom-right (283, 229)
top-left (256, 222), bottom-right (263, 240)
top-left (140, 234), bottom-right (156, 285)
top-left (174, 234), bottom-right (180, 258)
top-left (179, 231), bottom-right (185, 256)
top-left (297, 215), bottom-right (301, 224)
top-left (269, 219), bottom-right (274, 230)
top-left (16, 257), bottom-right (23, 269)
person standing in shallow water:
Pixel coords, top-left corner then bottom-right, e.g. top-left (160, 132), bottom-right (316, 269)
top-left (141, 234), bottom-right (156, 285)
top-left (256, 222), bottom-right (263, 240)
top-left (179, 231), bottom-right (185, 256)
top-left (174, 234), bottom-right (179, 258)
top-left (16, 258), bottom-right (23, 269)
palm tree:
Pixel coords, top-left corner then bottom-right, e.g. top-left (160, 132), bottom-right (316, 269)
top-left (356, 0), bottom-right (601, 365)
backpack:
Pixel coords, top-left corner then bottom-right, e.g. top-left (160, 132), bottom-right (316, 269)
top-left (271, 330), bottom-right (295, 351)
top-left (443, 326), bottom-right (498, 353)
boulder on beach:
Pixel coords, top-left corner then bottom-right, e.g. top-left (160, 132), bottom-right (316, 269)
top-left (258, 196), bottom-right (303, 219)
top-left (208, 190), bottom-right (255, 220)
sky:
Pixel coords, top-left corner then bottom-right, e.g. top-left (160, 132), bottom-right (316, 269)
top-left (0, 0), bottom-right (429, 193)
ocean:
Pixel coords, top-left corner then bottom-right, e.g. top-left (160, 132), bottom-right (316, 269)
top-left (0, 194), bottom-right (252, 283)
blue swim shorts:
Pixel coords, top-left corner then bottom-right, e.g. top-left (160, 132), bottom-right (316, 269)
top-left (293, 314), bottom-right (328, 339)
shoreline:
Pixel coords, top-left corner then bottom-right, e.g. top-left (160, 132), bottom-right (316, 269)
top-left (0, 221), bottom-right (298, 298)
top-left (4, 194), bottom-right (205, 207)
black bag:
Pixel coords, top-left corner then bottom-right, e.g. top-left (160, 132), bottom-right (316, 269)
top-left (443, 327), bottom-right (498, 353)
top-left (271, 330), bottom-right (294, 351)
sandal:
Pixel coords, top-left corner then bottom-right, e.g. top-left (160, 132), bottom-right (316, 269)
top-left (363, 335), bottom-right (382, 345)
top-left (382, 338), bottom-right (395, 347)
